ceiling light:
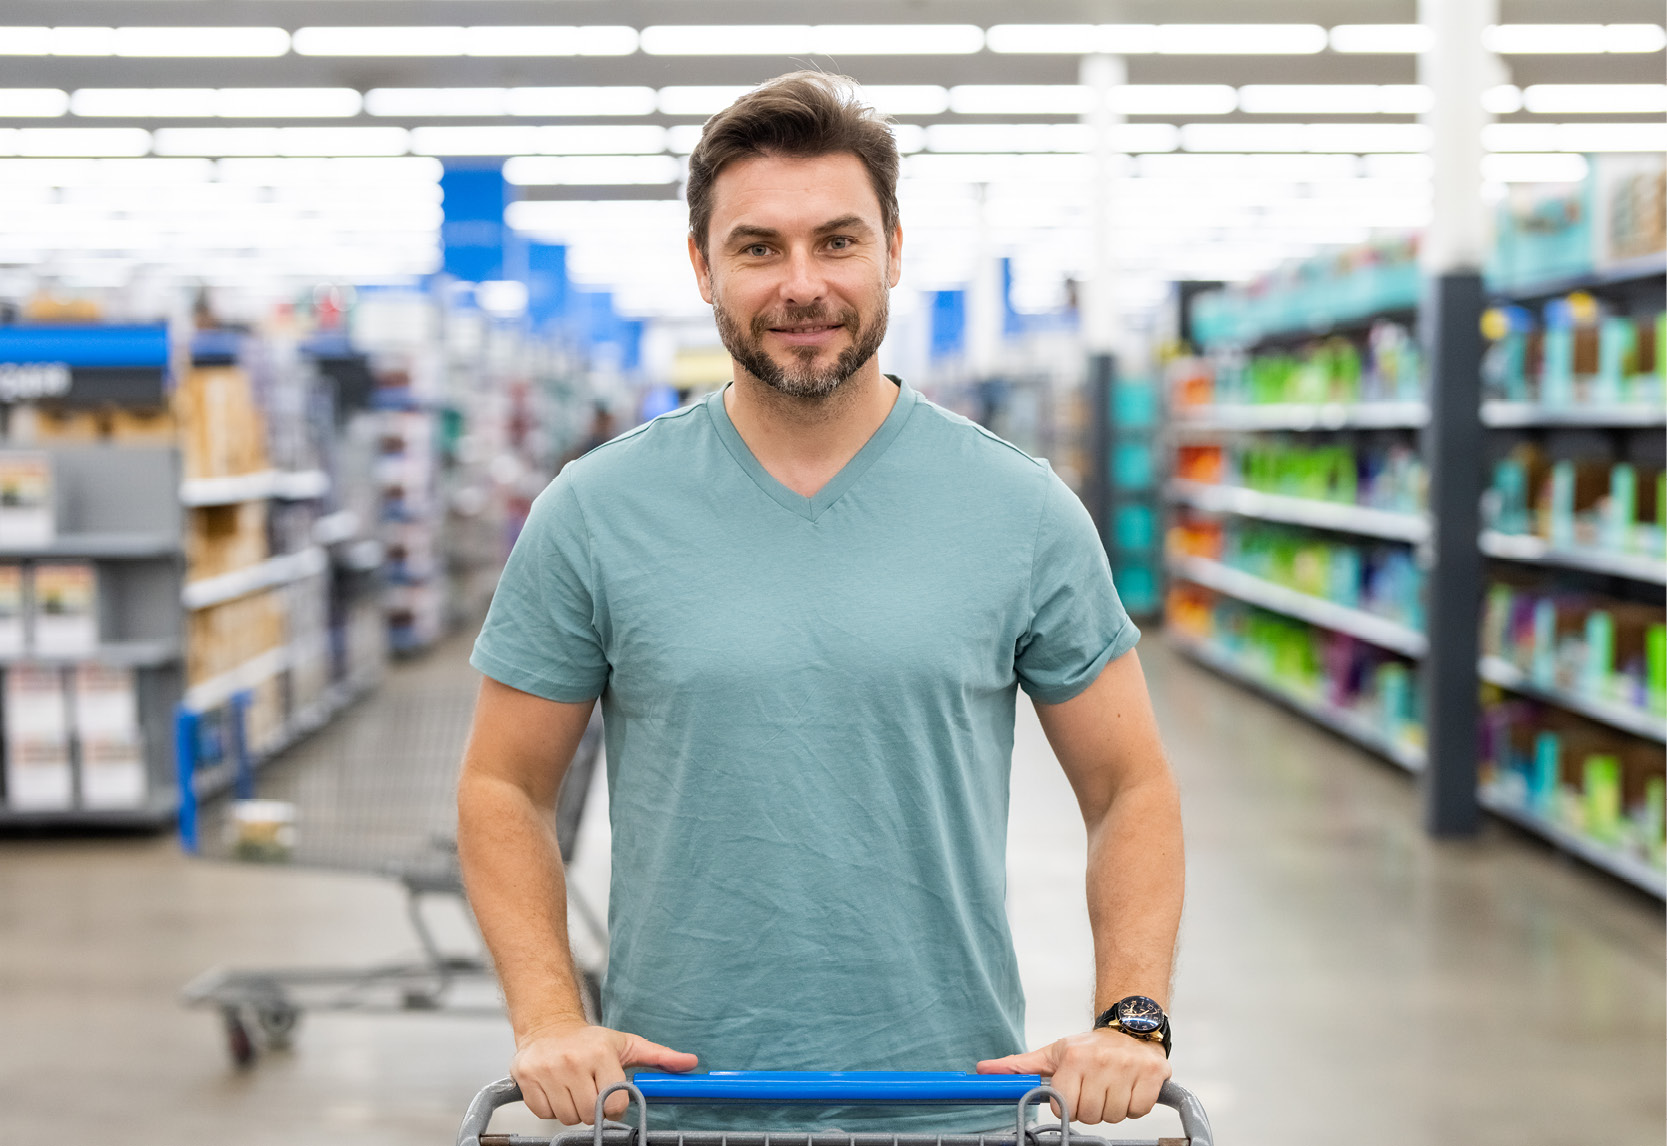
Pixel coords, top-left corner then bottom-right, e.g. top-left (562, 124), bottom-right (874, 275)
top-left (1304, 124), bottom-right (1431, 152)
top-left (411, 126), bottom-right (545, 156)
top-left (891, 125), bottom-right (926, 153)
top-left (153, 127), bottom-right (409, 157)
top-left (1482, 124), bottom-right (1557, 152)
top-left (926, 124), bottom-right (1089, 153)
top-left (1362, 154), bottom-right (1434, 179)
top-left (113, 27), bottom-right (290, 57)
top-left (292, 27), bottom-right (464, 56)
top-left (3, 128), bottom-right (151, 157)
top-left (983, 25), bottom-right (1095, 53)
top-left (462, 26), bottom-right (638, 57)
top-left (366, 89), bottom-right (508, 118)
top-left (0, 28), bottom-right (51, 55)
top-left (1483, 86), bottom-right (1523, 114)
top-left (659, 87), bottom-right (753, 116)
top-left (667, 125), bottom-right (705, 154)
top-left (1380, 86), bottom-right (1435, 114)
top-left (502, 155), bottom-right (680, 185)
top-left (72, 88), bottom-right (215, 117)
top-left (215, 157), bottom-right (441, 184)
top-left (1113, 85), bottom-right (1236, 115)
top-left (1238, 86), bottom-right (1385, 114)
top-left (1552, 122), bottom-right (1667, 151)
top-left (639, 26), bottom-right (811, 55)
top-left (1115, 124), bottom-right (1182, 152)
top-left (1156, 25), bottom-right (1327, 54)
top-left (1482, 153), bottom-right (1589, 183)
top-left (507, 87), bottom-right (659, 116)
top-left (541, 126), bottom-right (668, 154)
top-left (1180, 124), bottom-right (1307, 152)
top-left (858, 86), bottom-right (950, 116)
top-left (1484, 25), bottom-right (1608, 53)
top-left (1523, 84), bottom-right (1667, 113)
top-left (216, 89), bottom-right (362, 118)
top-left (50, 28), bottom-right (117, 56)
top-left (1605, 25), bottom-right (1667, 51)
top-left (811, 26), bottom-right (983, 54)
top-left (902, 153), bottom-right (1094, 183)
top-left (0, 90), bottom-right (68, 117)
top-left (1328, 25), bottom-right (1431, 53)
top-left (949, 86), bottom-right (1092, 115)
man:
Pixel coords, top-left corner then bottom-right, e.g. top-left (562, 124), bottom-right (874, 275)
top-left (457, 72), bottom-right (1184, 1135)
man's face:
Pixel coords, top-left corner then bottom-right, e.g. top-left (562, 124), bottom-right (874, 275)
top-left (690, 151), bottom-right (902, 400)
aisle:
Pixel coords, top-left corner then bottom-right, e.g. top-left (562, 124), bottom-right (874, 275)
top-left (0, 629), bottom-right (1661, 1145)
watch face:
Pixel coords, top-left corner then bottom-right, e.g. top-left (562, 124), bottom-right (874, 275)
top-left (1115, 996), bottom-right (1165, 1034)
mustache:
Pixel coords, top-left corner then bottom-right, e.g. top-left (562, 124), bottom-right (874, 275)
top-left (750, 304), bottom-right (856, 336)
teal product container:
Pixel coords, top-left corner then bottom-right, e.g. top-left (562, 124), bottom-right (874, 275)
top-left (1604, 463), bottom-right (1636, 553)
top-left (1377, 661), bottom-right (1411, 739)
top-left (1541, 326), bottom-right (1574, 407)
top-left (1492, 457), bottom-right (1530, 534)
top-left (1111, 442), bottom-right (1152, 491)
top-left (1500, 331), bottom-right (1530, 401)
top-left (1329, 545), bottom-right (1362, 609)
top-left (1530, 731), bottom-right (1562, 815)
top-left (1113, 503), bottom-right (1156, 552)
top-left (1581, 610), bottom-right (1614, 700)
top-left (1597, 316), bottom-right (1636, 402)
top-left (1531, 598), bottom-right (1558, 686)
top-left (1548, 460), bottom-right (1575, 548)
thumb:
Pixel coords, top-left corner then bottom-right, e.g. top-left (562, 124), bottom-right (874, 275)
top-left (976, 1048), bottom-right (1055, 1076)
top-left (618, 1034), bottom-right (700, 1073)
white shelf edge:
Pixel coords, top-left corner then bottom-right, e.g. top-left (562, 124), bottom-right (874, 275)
top-left (188, 672), bottom-right (379, 802)
top-left (181, 546), bottom-right (329, 610)
top-left (1169, 632), bottom-right (1425, 772)
top-left (0, 791), bottom-right (177, 829)
top-left (0, 638), bottom-right (180, 668)
top-left (183, 644), bottom-right (290, 713)
top-left (1479, 531), bottom-right (1667, 586)
top-left (0, 532), bottom-right (178, 559)
top-left (1481, 401), bottom-right (1666, 428)
top-left (181, 469), bottom-right (331, 507)
top-left (1478, 655), bottom-right (1667, 744)
top-left (1166, 480), bottom-right (1429, 543)
top-left (1478, 786), bottom-right (1666, 899)
top-left (1169, 401), bottom-right (1429, 432)
top-left (1167, 553), bottom-right (1429, 659)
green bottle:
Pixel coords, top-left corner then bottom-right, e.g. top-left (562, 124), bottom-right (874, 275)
top-left (1584, 755), bottom-right (1622, 845)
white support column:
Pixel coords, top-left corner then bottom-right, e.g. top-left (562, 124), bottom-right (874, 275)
top-left (1419, 0), bottom-right (1498, 273)
top-left (965, 182), bottom-right (1003, 378)
top-left (1080, 52), bottom-right (1127, 355)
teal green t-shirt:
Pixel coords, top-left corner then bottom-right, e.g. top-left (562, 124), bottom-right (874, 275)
top-left (471, 379), bottom-right (1138, 1132)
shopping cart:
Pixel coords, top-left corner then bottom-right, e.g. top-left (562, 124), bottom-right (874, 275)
top-left (456, 1071), bottom-right (1214, 1146)
top-left (180, 677), bottom-right (607, 1068)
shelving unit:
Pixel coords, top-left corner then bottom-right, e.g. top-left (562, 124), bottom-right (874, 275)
top-left (1166, 478), bottom-right (1430, 544)
top-left (1169, 401), bottom-right (1428, 433)
top-left (1478, 531), bottom-right (1667, 585)
top-left (1479, 786), bottom-right (1666, 899)
top-left (1481, 402), bottom-right (1665, 429)
top-left (1479, 656), bottom-right (1665, 744)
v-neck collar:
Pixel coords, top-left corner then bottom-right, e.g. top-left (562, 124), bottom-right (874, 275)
top-left (705, 375), bottom-right (918, 522)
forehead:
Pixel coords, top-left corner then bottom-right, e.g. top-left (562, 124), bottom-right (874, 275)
top-left (705, 151), bottom-right (883, 240)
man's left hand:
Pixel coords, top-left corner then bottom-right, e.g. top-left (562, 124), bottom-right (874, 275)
top-left (975, 1028), bottom-right (1172, 1125)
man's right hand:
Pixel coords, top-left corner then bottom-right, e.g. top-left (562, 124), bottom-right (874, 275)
top-left (511, 1021), bottom-right (699, 1125)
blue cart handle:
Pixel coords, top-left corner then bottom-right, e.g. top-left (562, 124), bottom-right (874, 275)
top-left (633, 1071), bottom-right (1041, 1104)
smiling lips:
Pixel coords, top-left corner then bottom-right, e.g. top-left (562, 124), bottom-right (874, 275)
top-left (769, 322), bottom-right (844, 346)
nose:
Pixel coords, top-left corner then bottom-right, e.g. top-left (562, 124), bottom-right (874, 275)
top-left (778, 245), bottom-right (826, 308)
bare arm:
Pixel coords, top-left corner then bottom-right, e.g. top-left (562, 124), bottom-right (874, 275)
top-left (978, 649), bottom-right (1184, 1124)
top-left (457, 677), bottom-right (696, 1125)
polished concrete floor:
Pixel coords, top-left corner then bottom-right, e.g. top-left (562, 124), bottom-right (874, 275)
top-left (1, 630), bottom-right (1662, 1145)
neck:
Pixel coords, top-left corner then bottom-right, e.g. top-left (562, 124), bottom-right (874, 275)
top-left (723, 361), bottom-right (899, 499)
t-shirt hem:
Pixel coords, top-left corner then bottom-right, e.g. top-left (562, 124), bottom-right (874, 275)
top-left (1019, 618), bottom-right (1142, 705)
top-left (469, 645), bottom-right (603, 704)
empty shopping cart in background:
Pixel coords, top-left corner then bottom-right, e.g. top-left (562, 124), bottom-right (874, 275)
top-left (178, 672), bottom-right (607, 1067)
top-left (456, 1071), bottom-right (1214, 1146)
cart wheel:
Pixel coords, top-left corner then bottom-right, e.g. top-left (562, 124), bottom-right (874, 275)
top-left (255, 1002), bottom-right (301, 1050)
top-left (579, 970), bottom-right (603, 1024)
top-left (222, 1008), bottom-right (257, 1069)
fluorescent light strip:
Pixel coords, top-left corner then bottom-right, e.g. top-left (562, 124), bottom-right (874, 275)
top-left (292, 26), bottom-right (637, 57)
top-left (2, 26), bottom-right (290, 57)
top-left (1484, 24), bottom-right (1667, 53)
top-left (365, 89), bottom-right (506, 117)
top-left (153, 127), bottom-right (410, 157)
top-left (0, 128), bottom-right (151, 157)
top-left (508, 88), bottom-right (659, 117)
top-left (1483, 122), bottom-right (1667, 152)
top-left (411, 125), bottom-right (667, 156)
top-left (0, 90), bottom-right (69, 117)
top-left (859, 86), bottom-right (950, 116)
top-left (1328, 26), bottom-right (1431, 53)
top-left (1114, 85), bottom-right (1237, 115)
top-left (638, 25), bottom-right (983, 55)
top-left (1522, 84), bottom-right (1667, 114)
top-left (984, 24), bottom-right (1324, 54)
top-left (1237, 85), bottom-right (1433, 115)
top-left (658, 87), bottom-right (754, 116)
top-left (949, 86), bottom-right (1092, 115)
top-left (1179, 123), bottom-right (1432, 153)
top-left (502, 155), bottom-right (681, 185)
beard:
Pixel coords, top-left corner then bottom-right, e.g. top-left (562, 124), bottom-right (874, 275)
top-left (713, 288), bottom-right (889, 401)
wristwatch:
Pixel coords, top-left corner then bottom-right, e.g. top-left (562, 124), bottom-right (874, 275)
top-left (1093, 995), bottom-right (1172, 1058)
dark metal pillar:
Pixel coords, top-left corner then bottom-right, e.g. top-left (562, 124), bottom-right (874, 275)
top-left (1420, 271), bottom-right (1485, 836)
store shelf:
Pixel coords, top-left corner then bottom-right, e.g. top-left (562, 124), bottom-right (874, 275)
top-left (1167, 553), bottom-right (1429, 658)
top-left (1479, 531), bottom-right (1667, 585)
top-left (1169, 631), bottom-right (1426, 772)
top-left (1489, 253), bottom-right (1667, 303)
top-left (1166, 479), bottom-right (1430, 544)
top-left (182, 644), bottom-right (289, 714)
top-left (0, 532), bottom-right (178, 559)
top-left (181, 547), bottom-right (328, 610)
top-left (1170, 401), bottom-right (1428, 433)
top-left (1479, 655), bottom-right (1666, 744)
top-left (0, 637), bottom-right (180, 668)
top-left (1479, 785), bottom-right (1666, 899)
top-left (313, 509), bottom-right (360, 546)
top-left (1481, 401), bottom-right (1666, 428)
top-left (188, 671), bottom-right (377, 802)
top-left (0, 791), bottom-right (177, 830)
top-left (180, 469), bottom-right (330, 507)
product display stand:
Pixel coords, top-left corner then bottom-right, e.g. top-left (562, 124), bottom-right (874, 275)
top-left (1419, 272), bottom-right (1486, 836)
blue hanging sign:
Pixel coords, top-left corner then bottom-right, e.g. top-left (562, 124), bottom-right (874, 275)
top-left (0, 323), bottom-right (170, 405)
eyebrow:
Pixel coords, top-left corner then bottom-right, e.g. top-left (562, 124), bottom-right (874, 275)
top-left (723, 215), bottom-right (875, 247)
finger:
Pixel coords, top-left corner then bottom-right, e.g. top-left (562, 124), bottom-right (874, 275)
top-left (518, 1077), bottom-right (556, 1122)
top-left (597, 1062), bottom-right (630, 1121)
top-left (1074, 1082), bottom-right (1106, 1127)
top-left (1103, 1076), bottom-right (1137, 1125)
top-left (1128, 1068), bottom-right (1166, 1119)
top-left (1047, 1072), bottom-right (1080, 1124)
top-left (975, 1050), bottom-right (1053, 1075)
top-left (558, 1079), bottom-right (591, 1127)
top-left (620, 1035), bottom-right (699, 1073)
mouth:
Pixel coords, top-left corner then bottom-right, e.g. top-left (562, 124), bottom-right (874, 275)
top-left (767, 322), bottom-right (845, 347)
top-left (768, 323), bottom-right (842, 335)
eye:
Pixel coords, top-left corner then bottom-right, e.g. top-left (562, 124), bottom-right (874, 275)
top-left (827, 236), bottom-right (853, 250)
top-left (745, 243), bottom-right (770, 257)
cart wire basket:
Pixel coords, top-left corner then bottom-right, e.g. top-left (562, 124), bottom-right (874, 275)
top-left (179, 666), bottom-right (606, 1068)
top-left (456, 1072), bottom-right (1214, 1146)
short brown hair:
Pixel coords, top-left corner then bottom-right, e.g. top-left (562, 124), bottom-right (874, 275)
top-left (685, 71), bottom-right (901, 258)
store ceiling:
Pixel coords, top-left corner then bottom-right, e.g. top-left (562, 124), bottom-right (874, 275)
top-left (1, 0), bottom-right (1662, 321)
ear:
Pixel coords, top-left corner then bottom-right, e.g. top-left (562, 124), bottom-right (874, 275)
top-left (886, 223), bottom-right (903, 289)
top-left (688, 233), bottom-right (714, 304)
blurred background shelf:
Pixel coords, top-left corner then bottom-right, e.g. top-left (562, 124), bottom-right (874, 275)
top-left (1166, 479), bottom-right (1430, 543)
